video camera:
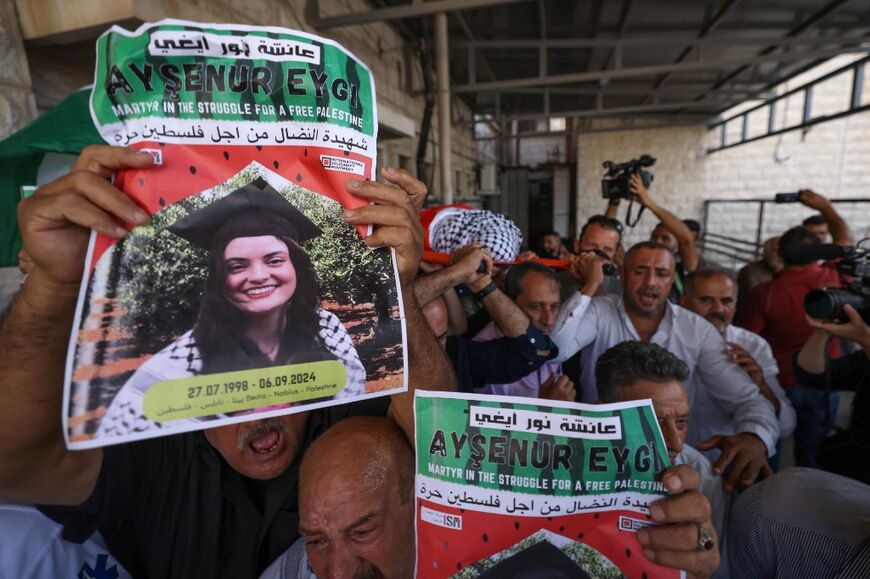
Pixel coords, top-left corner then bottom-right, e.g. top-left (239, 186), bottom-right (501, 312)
top-left (786, 244), bottom-right (870, 322)
top-left (601, 155), bottom-right (656, 200)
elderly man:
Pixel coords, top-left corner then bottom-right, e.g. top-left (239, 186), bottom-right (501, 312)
top-left (416, 248), bottom-right (564, 395)
top-left (595, 341), bottom-right (727, 576)
top-left (259, 416), bottom-right (414, 579)
top-left (0, 145), bottom-right (452, 578)
top-left (265, 357), bottom-right (723, 579)
top-left (552, 241), bottom-right (779, 493)
top-left (681, 268), bottom-right (796, 467)
top-left (474, 261), bottom-right (575, 401)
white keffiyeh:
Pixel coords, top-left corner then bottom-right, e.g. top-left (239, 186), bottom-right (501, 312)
top-left (429, 208), bottom-right (523, 262)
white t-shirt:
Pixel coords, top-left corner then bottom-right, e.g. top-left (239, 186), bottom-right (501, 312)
top-left (0, 502), bottom-right (131, 579)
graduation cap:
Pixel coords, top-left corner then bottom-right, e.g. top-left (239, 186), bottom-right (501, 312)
top-left (168, 178), bottom-right (321, 250)
top-left (478, 540), bottom-right (593, 579)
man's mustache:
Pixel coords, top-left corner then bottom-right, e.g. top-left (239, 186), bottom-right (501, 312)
top-left (237, 418), bottom-right (288, 450)
top-left (706, 312), bottom-right (727, 323)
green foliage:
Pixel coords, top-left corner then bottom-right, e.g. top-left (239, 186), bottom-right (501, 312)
top-left (563, 542), bottom-right (624, 578)
top-left (278, 177), bottom-right (396, 307)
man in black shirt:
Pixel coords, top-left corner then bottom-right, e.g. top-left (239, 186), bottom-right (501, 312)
top-left (1, 145), bottom-right (449, 578)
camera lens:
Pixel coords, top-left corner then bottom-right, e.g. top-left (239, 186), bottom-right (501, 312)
top-left (805, 289), bottom-right (837, 320)
top-left (805, 289), bottom-right (869, 322)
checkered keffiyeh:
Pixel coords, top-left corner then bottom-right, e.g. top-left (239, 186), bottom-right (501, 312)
top-left (429, 209), bottom-right (523, 262)
top-left (97, 310), bottom-right (367, 437)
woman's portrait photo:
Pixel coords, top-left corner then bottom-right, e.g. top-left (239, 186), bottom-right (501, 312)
top-left (67, 163), bottom-right (405, 443)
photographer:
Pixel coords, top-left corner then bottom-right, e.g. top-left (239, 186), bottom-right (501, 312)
top-left (797, 188), bottom-right (853, 246)
top-left (796, 304), bottom-right (870, 484)
top-left (740, 189), bottom-right (854, 467)
top-left (558, 215), bottom-right (622, 300)
top-left (626, 174), bottom-right (699, 300)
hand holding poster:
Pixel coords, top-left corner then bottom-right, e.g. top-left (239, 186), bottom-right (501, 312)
top-left (64, 20), bottom-right (406, 448)
top-left (415, 391), bottom-right (684, 578)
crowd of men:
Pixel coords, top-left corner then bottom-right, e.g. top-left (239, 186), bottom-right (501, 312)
top-left (1, 144), bottom-right (869, 578)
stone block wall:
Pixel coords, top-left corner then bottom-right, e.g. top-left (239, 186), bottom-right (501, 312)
top-left (575, 55), bottom-right (870, 261)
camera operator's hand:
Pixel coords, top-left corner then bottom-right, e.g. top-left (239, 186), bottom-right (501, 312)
top-left (806, 305), bottom-right (870, 351)
top-left (571, 251), bottom-right (607, 296)
top-left (448, 244), bottom-right (494, 292)
top-left (797, 189), bottom-right (831, 211)
top-left (629, 173), bottom-right (651, 205)
top-left (539, 374), bottom-right (576, 402)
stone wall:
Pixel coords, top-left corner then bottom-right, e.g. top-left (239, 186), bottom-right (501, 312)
top-left (575, 54), bottom-right (870, 262)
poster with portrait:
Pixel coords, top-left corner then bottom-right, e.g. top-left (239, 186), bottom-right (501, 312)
top-left (414, 391), bottom-right (684, 579)
top-left (63, 19), bottom-right (406, 449)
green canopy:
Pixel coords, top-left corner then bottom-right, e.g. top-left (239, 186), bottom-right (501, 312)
top-left (0, 88), bottom-right (102, 267)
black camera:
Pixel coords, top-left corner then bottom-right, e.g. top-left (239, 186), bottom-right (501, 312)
top-left (580, 249), bottom-right (617, 276)
top-left (601, 155), bottom-right (656, 200)
top-left (801, 245), bottom-right (870, 323)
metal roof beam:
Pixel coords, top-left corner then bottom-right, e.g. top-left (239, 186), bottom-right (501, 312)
top-left (452, 43), bottom-right (870, 93)
top-left (309, 0), bottom-right (533, 29)
top-left (489, 101), bottom-right (731, 122)
top-left (501, 85), bottom-right (772, 96)
top-left (646, 0), bottom-right (746, 96)
top-left (600, 0), bottom-right (634, 72)
top-left (697, 0), bottom-right (855, 100)
top-left (453, 33), bottom-right (870, 50)
top-left (473, 118), bottom-right (709, 141)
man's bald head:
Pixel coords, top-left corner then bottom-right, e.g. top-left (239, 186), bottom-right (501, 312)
top-left (301, 416), bottom-right (414, 502)
top-left (299, 417), bottom-right (415, 579)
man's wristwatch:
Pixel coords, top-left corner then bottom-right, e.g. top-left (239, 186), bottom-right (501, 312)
top-left (474, 280), bottom-right (498, 301)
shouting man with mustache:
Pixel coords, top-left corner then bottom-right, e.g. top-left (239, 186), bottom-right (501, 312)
top-left (681, 268), bottom-right (796, 469)
top-left (551, 242), bottom-right (780, 493)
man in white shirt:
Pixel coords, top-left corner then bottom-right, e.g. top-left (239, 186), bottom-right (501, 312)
top-left (552, 241), bottom-right (778, 492)
top-left (681, 268), bottom-right (796, 467)
top-left (594, 340), bottom-right (728, 578)
top-left (0, 502), bottom-right (132, 579)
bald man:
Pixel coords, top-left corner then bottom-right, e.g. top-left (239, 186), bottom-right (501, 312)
top-left (260, 416), bottom-right (415, 579)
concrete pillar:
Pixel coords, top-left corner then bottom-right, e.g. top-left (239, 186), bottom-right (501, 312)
top-left (434, 11), bottom-right (452, 203)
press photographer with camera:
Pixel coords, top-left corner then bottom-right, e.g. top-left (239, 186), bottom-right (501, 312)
top-left (557, 215), bottom-right (623, 300)
top-left (796, 303), bottom-right (870, 484)
top-left (740, 188), bottom-right (855, 467)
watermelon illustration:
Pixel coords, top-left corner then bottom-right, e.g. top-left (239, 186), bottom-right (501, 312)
top-left (88, 141), bottom-right (373, 268)
top-left (416, 499), bottom-right (678, 579)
